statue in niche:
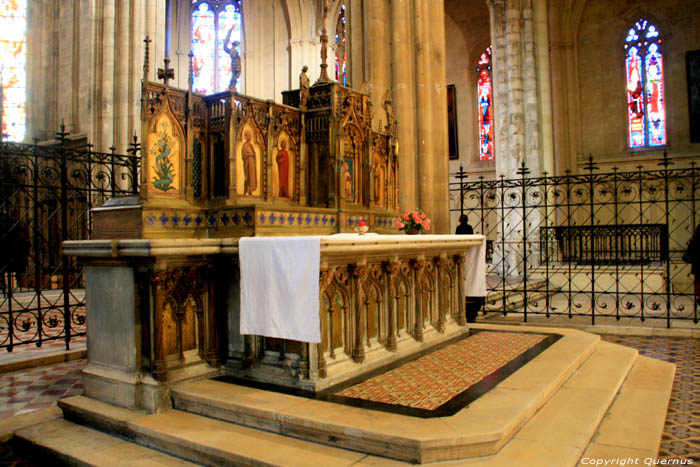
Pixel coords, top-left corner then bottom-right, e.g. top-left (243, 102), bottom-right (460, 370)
top-left (242, 130), bottom-right (257, 195)
top-left (373, 154), bottom-right (384, 205)
top-left (277, 139), bottom-right (290, 198)
top-left (299, 66), bottom-right (310, 108)
top-left (343, 160), bottom-right (353, 200)
top-left (224, 27), bottom-right (241, 91)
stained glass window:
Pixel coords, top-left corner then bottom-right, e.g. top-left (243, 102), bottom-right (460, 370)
top-left (0, 0), bottom-right (27, 141)
top-left (476, 46), bottom-right (493, 161)
top-left (624, 19), bottom-right (666, 148)
top-left (334, 3), bottom-right (347, 86)
top-left (191, 0), bottom-right (242, 95)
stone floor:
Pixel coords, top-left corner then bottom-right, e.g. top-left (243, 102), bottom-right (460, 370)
top-left (0, 333), bottom-right (698, 464)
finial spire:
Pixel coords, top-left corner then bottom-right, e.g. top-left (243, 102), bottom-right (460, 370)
top-left (143, 36), bottom-right (152, 80)
top-left (315, 0), bottom-right (331, 85)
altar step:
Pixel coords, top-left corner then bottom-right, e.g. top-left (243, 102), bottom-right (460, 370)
top-left (12, 325), bottom-right (675, 466)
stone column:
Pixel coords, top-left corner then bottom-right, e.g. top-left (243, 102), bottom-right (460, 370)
top-left (364, 0), bottom-right (390, 128)
top-left (504, 0), bottom-right (525, 177)
top-left (390, 0), bottom-right (417, 212)
top-left (130, 0), bottom-right (145, 143)
top-left (413, 0), bottom-right (432, 217)
top-left (114, 0), bottom-right (129, 153)
top-left (534, 0), bottom-right (554, 175)
top-left (427, 0), bottom-right (449, 233)
top-left (522, 0), bottom-right (540, 175)
top-left (488, 0), bottom-right (506, 177)
top-left (100, 0), bottom-right (116, 152)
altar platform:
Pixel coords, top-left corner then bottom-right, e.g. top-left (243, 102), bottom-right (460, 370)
top-left (11, 323), bottom-right (675, 465)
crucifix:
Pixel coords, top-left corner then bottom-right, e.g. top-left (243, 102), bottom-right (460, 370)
top-left (158, 57), bottom-right (175, 88)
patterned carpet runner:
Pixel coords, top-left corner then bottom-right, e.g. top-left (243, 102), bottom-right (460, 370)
top-left (336, 331), bottom-right (547, 410)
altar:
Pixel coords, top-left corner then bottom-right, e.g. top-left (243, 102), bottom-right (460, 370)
top-left (64, 233), bottom-right (485, 409)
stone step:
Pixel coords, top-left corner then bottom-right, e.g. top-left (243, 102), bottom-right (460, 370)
top-left (580, 354), bottom-right (675, 462)
top-left (169, 325), bottom-right (600, 463)
top-left (13, 417), bottom-right (197, 466)
top-left (12, 325), bottom-right (674, 466)
top-left (453, 341), bottom-right (641, 465)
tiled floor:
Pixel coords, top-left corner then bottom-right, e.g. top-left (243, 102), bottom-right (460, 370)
top-left (0, 334), bottom-right (698, 463)
top-left (601, 335), bottom-right (700, 461)
top-left (0, 359), bottom-right (84, 419)
top-left (336, 331), bottom-right (548, 410)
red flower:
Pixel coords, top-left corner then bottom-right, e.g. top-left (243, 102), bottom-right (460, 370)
top-left (357, 220), bottom-right (366, 227)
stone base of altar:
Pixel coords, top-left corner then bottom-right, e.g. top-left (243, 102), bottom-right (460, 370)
top-left (13, 324), bottom-right (675, 465)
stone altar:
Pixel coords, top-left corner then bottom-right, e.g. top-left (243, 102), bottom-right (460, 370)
top-left (65, 234), bottom-right (484, 410)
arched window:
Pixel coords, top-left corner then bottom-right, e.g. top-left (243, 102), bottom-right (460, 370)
top-left (625, 19), bottom-right (666, 148)
top-left (191, 0), bottom-right (242, 95)
top-left (0, 0), bottom-right (27, 141)
top-left (334, 2), bottom-right (347, 86)
top-left (476, 46), bottom-right (493, 161)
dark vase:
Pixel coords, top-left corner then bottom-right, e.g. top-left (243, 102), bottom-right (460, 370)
top-left (405, 227), bottom-right (421, 235)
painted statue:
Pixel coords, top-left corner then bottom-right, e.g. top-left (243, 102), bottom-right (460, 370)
top-left (242, 131), bottom-right (257, 195)
top-left (343, 161), bottom-right (353, 199)
top-left (277, 139), bottom-right (290, 198)
top-left (299, 66), bottom-right (310, 108)
top-left (224, 27), bottom-right (241, 91)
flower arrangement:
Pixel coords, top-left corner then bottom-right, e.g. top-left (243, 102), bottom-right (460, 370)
top-left (355, 219), bottom-right (369, 234)
top-left (395, 210), bottom-right (431, 233)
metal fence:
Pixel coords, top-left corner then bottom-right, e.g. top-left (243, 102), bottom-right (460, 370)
top-left (450, 155), bottom-right (700, 328)
top-left (0, 127), bottom-right (140, 351)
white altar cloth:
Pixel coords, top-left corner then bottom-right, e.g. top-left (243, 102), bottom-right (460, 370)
top-left (239, 236), bottom-right (321, 343)
top-left (239, 234), bottom-right (486, 344)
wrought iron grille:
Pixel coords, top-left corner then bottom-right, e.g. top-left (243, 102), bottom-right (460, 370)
top-left (0, 128), bottom-right (140, 351)
top-left (450, 155), bottom-right (700, 328)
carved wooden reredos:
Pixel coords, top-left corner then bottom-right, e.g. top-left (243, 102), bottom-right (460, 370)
top-left (139, 65), bottom-right (400, 239)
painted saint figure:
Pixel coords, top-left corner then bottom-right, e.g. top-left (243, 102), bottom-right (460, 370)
top-left (277, 140), bottom-right (290, 198)
top-left (242, 131), bottom-right (257, 195)
top-left (343, 161), bottom-right (353, 200)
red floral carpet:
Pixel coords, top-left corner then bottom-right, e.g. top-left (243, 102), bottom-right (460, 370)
top-left (336, 331), bottom-right (547, 410)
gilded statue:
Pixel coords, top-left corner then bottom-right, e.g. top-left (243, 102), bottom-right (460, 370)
top-left (299, 66), bottom-right (310, 108)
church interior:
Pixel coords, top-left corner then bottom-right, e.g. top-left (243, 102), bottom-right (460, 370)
top-left (1, 0), bottom-right (700, 464)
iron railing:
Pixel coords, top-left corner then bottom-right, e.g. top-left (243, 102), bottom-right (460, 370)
top-left (0, 127), bottom-right (140, 351)
top-left (450, 155), bottom-right (700, 328)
